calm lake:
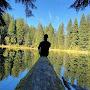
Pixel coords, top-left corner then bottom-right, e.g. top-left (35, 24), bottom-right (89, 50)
top-left (0, 48), bottom-right (90, 90)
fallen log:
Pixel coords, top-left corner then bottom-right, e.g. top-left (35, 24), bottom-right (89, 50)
top-left (16, 57), bottom-right (64, 90)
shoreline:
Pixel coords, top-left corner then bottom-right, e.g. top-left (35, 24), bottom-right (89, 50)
top-left (0, 45), bottom-right (90, 55)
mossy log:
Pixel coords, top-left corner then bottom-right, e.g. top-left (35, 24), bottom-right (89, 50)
top-left (16, 57), bottom-right (65, 90)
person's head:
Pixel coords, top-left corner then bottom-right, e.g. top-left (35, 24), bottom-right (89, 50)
top-left (44, 34), bottom-right (48, 41)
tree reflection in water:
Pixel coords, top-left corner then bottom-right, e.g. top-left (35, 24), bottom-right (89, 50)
top-left (0, 49), bottom-right (90, 90)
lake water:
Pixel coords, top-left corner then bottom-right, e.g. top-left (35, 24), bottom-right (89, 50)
top-left (0, 49), bottom-right (90, 90)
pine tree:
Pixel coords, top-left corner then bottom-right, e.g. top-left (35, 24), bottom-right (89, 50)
top-left (57, 23), bottom-right (64, 49)
top-left (0, 14), bottom-right (11, 44)
top-left (87, 14), bottom-right (90, 50)
top-left (7, 18), bottom-right (16, 44)
top-left (70, 18), bottom-right (79, 49)
top-left (45, 23), bottom-right (55, 48)
top-left (24, 25), bottom-right (30, 46)
top-left (24, 25), bottom-right (35, 46)
top-left (29, 26), bottom-right (35, 46)
top-left (33, 23), bottom-right (44, 47)
top-left (79, 14), bottom-right (89, 50)
top-left (16, 19), bottom-right (25, 45)
top-left (66, 19), bottom-right (73, 48)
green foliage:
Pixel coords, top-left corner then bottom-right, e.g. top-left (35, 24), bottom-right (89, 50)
top-left (66, 15), bottom-right (90, 50)
top-left (66, 19), bottom-right (73, 48)
top-left (16, 19), bottom-right (26, 45)
top-left (29, 26), bottom-right (35, 45)
top-left (33, 23), bottom-right (44, 47)
top-left (7, 18), bottom-right (16, 44)
top-left (0, 14), bottom-right (11, 44)
top-left (70, 18), bottom-right (79, 48)
top-left (8, 18), bottom-right (15, 35)
top-left (87, 14), bottom-right (90, 50)
top-left (79, 14), bottom-right (89, 50)
top-left (45, 24), bottom-right (55, 48)
top-left (1, 13), bottom-right (90, 50)
top-left (57, 23), bottom-right (64, 49)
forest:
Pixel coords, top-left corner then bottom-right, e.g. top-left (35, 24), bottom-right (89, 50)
top-left (0, 13), bottom-right (90, 50)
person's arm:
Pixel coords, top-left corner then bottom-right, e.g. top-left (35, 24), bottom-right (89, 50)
top-left (49, 42), bottom-right (51, 48)
top-left (38, 42), bottom-right (41, 53)
top-left (50, 43), bottom-right (51, 47)
top-left (38, 43), bottom-right (41, 50)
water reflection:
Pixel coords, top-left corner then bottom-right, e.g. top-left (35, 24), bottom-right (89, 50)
top-left (0, 49), bottom-right (90, 90)
top-left (0, 69), bottom-right (28, 90)
top-left (63, 54), bottom-right (90, 89)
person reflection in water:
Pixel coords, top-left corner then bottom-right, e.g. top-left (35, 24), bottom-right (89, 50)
top-left (38, 34), bottom-right (51, 57)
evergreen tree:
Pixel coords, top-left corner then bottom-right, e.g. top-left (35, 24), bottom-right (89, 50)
top-left (57, 23), bottom-right (64, 49)
top-left (33, 23), bottom-right (44, 47)
top-left (24, 25), bottom-right (35, 46)
top-left (79, 14), bottom-right (89, 50)
top-left (66, 19), bottom-right (73, 48)
top-left (54, 32), bottom-right (57, 49)
top-left (29, 26), bottom-right (35, 46)
top-left (0, 14), bottom-right (11, 44)
top-left (87, 14), bottom-right (90, 50)
top-left (16, 19), bottom-right (25, 45)
top-left (45, 23), bottom-right (55, 48)
top-left (70, 18), bottom-right (79, 48)
top-left (6, 18), bottom-right (16, 44)
top-left (24, 25), bottom-right (30, 46)
top-left (8, 18), bottom-right (15, 35)
top-left (1, 12), bottom-right (90, 51)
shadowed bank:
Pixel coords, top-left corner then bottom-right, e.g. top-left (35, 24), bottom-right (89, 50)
top-left (15, 57), bottom-right (64, 90)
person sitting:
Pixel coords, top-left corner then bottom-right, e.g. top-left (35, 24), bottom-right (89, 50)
top-left (38, 34), bottom-right (51, 57)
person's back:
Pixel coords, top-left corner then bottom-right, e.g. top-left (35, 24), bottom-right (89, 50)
top-left (38, 34), bottom-right (51, 57)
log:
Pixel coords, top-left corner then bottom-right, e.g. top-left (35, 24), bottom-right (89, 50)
top-left (16, 57), bottom-right (65, 90)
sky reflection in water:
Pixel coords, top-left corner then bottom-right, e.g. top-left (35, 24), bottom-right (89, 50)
top-left (0, 49), bottom-right (90, 90)
top-left (0, 69), bottom-right (28, 90)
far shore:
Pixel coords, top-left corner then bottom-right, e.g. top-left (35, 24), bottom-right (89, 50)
top-left (0, 45), bottom-right (90, 55)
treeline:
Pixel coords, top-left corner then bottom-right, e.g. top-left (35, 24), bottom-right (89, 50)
top-left (0, 13), bottom-right (90, 50)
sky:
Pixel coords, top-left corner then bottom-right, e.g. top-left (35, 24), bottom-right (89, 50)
top-left (7, 0), bottom-right (90, 30)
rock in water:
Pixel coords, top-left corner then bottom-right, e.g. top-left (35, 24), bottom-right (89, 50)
top-left (16, 57), bottom-right (64, 90)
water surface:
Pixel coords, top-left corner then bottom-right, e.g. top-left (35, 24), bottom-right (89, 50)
top-left (0, 49), bottom-right (90, 90)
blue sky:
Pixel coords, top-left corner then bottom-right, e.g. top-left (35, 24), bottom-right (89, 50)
top-left (7, 0), bottom-right (90, 30)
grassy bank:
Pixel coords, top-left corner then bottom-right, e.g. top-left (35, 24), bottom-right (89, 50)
top-left (0, 45), bottom-right (90, 55)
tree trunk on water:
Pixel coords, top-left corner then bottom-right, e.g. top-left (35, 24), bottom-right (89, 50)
top-left (16, 57), bottom-right (65, 90)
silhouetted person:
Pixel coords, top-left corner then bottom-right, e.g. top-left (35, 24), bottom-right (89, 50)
top-left (38, 34), bottom-right (51, 57)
